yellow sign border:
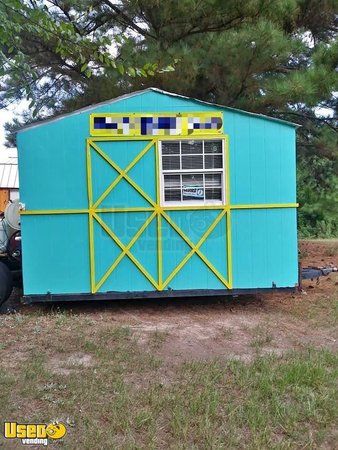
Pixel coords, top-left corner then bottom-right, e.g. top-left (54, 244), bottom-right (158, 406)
top-left (89, 112), bottom-right (224, 137)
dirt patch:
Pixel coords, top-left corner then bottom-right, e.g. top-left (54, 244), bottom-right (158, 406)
top-left (47, 352), bottom-right (95, 375)
top-left (299, 239), bottom-right (338, 267)
top-left (129, 297), bottom-right (337, 363)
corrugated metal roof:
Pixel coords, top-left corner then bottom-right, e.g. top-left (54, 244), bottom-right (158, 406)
top-left (18, 87), bottom-right (299, 133)
top-left (0, 163), bottom-right (19, 188)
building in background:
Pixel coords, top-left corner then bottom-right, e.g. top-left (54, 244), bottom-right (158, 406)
top-left (0, 148), bottom-right (19, 211)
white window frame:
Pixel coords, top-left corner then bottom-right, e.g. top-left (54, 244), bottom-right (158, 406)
top-left (159, 138), bottom-right (226, 207)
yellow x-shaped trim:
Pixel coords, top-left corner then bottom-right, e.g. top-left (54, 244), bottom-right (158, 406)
top-left (87, 139), bottom-right (231, 292)
top-left (90, 140), bottom-right (156, 209)
top-left (93, 211), bottom-right (158, 292)
top-left (161, 210), bottom-right (230, 289)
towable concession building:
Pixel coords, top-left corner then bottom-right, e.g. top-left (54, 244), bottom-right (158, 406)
top-left (17, 88), bottom-right (299, 302)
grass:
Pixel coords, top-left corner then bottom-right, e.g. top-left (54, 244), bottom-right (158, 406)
top-left (0, 310), bottom-right (337, 449)
top-left (249, 325), bottom-right (274, 350)
top-left (1, 261), bottom-right (337, 449)
top-left (149, 329), bottom-right (169, 349)
top-left (2, 240), bottom-right (337, 447)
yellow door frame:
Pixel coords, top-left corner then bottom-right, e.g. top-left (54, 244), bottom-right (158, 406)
top-left (21, 134), bottom-right (298, 295)
top-left (86, 136), bottom-right (232, 292)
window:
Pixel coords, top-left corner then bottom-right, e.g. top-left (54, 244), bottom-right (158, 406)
top-left (160, 139), bottom-right (225, 206)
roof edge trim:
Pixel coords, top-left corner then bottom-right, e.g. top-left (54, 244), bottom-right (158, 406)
top-left (149, 88), bottom-right (299, 128)
top-left (18, 87), bottom-right (299, 133)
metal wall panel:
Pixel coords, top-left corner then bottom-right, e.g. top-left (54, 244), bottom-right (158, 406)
top-left (231, 208), bottom-right (298, 288)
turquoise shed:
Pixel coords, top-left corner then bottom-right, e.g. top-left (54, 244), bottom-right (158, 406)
top-left (17, 88), bottom-right (299, 301)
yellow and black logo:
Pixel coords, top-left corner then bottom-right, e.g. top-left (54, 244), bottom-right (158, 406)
top-left (4, 421), bottom-right (66, 446)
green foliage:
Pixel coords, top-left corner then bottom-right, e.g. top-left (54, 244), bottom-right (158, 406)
top-left (296, 108), bottom-right (337, 237)
top-left (0, 0), bottom-right (337, 236)
top-left (0, 0), bottom-right (171, 113)
top-left (297, 154), bottom-right (337, 238)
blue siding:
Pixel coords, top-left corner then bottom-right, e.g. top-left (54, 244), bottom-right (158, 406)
top-left (20, 214), bottom-right (90, 295)
top-left (227, 114), bottom-right (296, 204)
top-left (18, 90), bottom-right (298, 295)
top-left (231, 208), bottom-right (298, 288)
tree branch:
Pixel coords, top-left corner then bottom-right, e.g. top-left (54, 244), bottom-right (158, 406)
top-left (100, 0), bottom-right (157, 39)
top-left (282, 111), bottom-right (337, 132)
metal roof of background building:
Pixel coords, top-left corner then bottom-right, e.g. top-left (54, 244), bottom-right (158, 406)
top-left (0, 163), bottom-right (19, 188)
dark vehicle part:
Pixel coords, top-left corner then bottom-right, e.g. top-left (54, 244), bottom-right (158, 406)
top-left (0, 261), bottom-right (13, 307)
top-left (6, 230), bottom-right (22, 268)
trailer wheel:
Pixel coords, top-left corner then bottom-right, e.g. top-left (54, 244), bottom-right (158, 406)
top-left (0, 262), bottom-right (13, 307)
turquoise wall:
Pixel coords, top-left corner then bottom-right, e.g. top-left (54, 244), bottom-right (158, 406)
top-left (17, 90), bottom-right (298, 295)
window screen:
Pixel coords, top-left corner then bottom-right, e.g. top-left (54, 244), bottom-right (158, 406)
top-left (161, 140), bottom-right (225, 205)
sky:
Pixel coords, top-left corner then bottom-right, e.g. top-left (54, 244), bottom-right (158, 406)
top-left (0, 108), bottom-right (12, 150)
top-left (0, 99), bottom-right (31, 151)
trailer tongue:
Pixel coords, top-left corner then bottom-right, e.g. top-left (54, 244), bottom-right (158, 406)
top-left (301, 266), bottom-right (337, 280)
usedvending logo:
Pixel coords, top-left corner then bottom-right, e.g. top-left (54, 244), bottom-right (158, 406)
top-left (4, 421), bottom-right (66, 446)
top-left (182, 185), bottom-right (204, 198)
